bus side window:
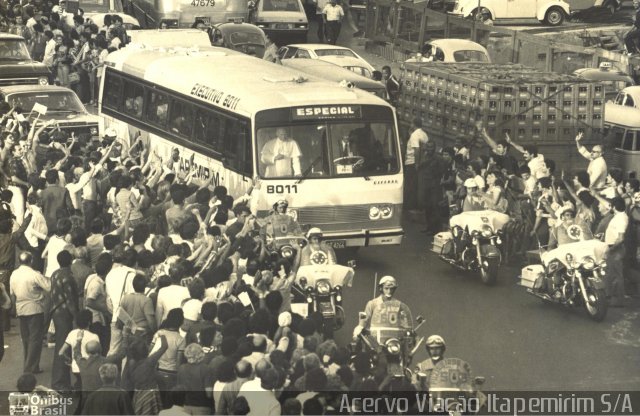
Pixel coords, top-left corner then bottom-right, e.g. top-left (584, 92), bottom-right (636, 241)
top-left (194, 108), bottom-right (221, 151)
top-left (146, 90), bottom-right (169, 127)
top-left (625, 95), bottom-right (636, 107)
top-left (103, 72), bottom-right (123, 111)
top-left (169, 99), bottom-right (194, 137)
top-left (222, 118), bottom-right (252, 175)
top-left (123, 80), bottom-right (144, 119)
top-left (623, 131), bottom-right (635, 151)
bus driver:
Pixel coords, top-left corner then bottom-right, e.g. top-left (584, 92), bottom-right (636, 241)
top-left (260, 127), bottom-right (302, 177)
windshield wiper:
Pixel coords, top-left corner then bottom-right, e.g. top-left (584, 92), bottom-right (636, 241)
top-left (296, 156), bottom-right (322, 184)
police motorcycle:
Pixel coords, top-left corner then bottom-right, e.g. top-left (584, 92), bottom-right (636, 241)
top-left (291, 228), bottom-right (355, 336)
top-left (259, 199), bottom-right (307, 262)
top-left (519, 238), bottom-right (609, 322)
top-left (433, 210), bottom-right (509, 285)
top-left (427, 358), bottom-right (487, 415)
top-left (351, 276), bottom-right (426, 380)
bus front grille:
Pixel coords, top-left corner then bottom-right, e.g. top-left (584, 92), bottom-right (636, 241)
top-left (297, 205), bottom-right (370, 224)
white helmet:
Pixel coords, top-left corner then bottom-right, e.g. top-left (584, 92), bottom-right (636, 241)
top-left (306, 227), bottom-right (323, 240)
top-left (379, 275), bottom-right (397, 288)
top-left (426, 335), bottom-right (446, 348)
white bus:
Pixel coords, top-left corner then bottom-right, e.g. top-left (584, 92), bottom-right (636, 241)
top-left (123, 0), bottom-right (249, 28)
top-left (100, 44), bottom-right (404, 248)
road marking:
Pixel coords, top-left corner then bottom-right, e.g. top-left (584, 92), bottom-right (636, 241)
top-left (606, 311), bottom-right (640, 347)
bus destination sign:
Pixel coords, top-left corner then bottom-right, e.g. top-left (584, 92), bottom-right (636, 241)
top-left (292, 105), bottom-right (361, 120)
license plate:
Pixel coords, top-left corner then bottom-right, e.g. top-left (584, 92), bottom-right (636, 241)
top-left (326, 240), bottom-right (346, 249)
top-left (196, 16), bottom-right (210, 24)
top-left (275, 23), bottom-right (291, 29)
top-left (319, 301), bottom-right (334, 316)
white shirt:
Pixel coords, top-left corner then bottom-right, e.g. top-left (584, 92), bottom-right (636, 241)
top-left (528, 154), bottom-right (547, 180)
top-left (588, 157), bottom-right (607, 189)
top-left (105, 264), bottom-right (136, 323)
top-left (405, 128), bottom-right (428, 165)
top-left (24, 205), bottom-right (48, 248)
top-left (260, 137), bottom-right (302, 177)
top-left (323, 3), bottom-right (344, 21)
top-left (44, 235), bottom-right (70, 278)
top-left (155, 285), bottom-right (190, 326)
top-left (65, 329), bottom-right (100, 373)
top-left (605, 211), bottom-right (629, 245)
top-left (10, 265), bottom-right (50, 316)
top-left (84, 273), bottom-right (106, 325)
top-left (43, 38), bottom-right (56, 66)
top-left (182, 298), bottom-right (202, 322)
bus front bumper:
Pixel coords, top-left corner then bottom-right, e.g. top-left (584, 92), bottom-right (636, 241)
top-left (322, 228), bottom-right (404, 248)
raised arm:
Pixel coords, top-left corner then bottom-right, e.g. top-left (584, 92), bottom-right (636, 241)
top-left (476, 122), bottom-right (499, 152)
top-left (505, 133), bottom-right (525, 154)
top-left (575, 132), bottom-right (591, 160)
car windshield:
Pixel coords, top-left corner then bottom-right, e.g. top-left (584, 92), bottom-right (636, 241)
top-left (315, 49), bottom-right (357, 58)
top-left (344, 66), bottom-right (372, 78)
top-left (262, 0), bottom-right (300, 12)
top-left (0, 39), bottom-right (32, 60)
top-left (7, 91), bottom-right (85, 114)
top-left (453, 50), bottom-right (489, 62)
top-left (230, 31), bottom-right (264, 45)
top-left (257, 121), bottom-right (399, 179)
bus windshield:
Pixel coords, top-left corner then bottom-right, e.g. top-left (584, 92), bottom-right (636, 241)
top-left (257, 121), bottom-right (399, 179)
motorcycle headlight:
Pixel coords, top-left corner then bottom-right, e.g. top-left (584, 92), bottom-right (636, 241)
top-left (385, 338), bottom-right (401, 355)
top-left (316, 280), bottom-right (331, 295)
top-left (38, 76), bottom-right (48, 85)
top-left (581, 256), bottom-right (596, 270)
top-left (481, 224), bottom-right (493, 238)
top-left (336, 294), bottom-right (342, 302)
top-left (369, 206), bottom-right (380, 220)
top-left (287, 209), bottom-right (298, 221)
top-left (306, 296), bottom-right (313, 303)
top-left (598, 260), bottom-right (607, 270)
top-left (89, 127), bottom-right (98, 135)
top-left (496, 237), bottom-right (502, 245)
top-left (280, 245), bottom-right (294, 258)
top-left (547, 259), bottom-right (561, 273)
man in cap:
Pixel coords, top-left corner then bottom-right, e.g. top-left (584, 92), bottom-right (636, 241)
top-left (547, 203), bottom-right (593, 250)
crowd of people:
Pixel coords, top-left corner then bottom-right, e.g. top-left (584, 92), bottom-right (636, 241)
top-left (403, 117), bottom-right (640, 307)
top-left (1, 0), bottom-right (129, 104)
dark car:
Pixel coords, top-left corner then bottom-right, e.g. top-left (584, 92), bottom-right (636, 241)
top-left (211, 22), bottom-right (268, 58)
top-left (0, 85), bottom-right (101, 137)
top-left (0, 34), bottom-right (50, 86)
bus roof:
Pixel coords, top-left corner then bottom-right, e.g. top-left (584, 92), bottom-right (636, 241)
top-left (280, 59), bottom-right (385, 90)
top-left (105, 45), bottom-right (391, 116)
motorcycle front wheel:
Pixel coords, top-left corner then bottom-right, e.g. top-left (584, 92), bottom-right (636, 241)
top-left (584, 286), bottom-right (608, 322)
top-left (480, 257), bottom-right (499, 285)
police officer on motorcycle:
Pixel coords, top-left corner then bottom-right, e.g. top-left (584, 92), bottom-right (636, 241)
top-left (300, 227), bottom-right (337, 266)
top-left (353, 275), bottom-right (413, 337)
top-left (259, 199), bottom-right (303, 241)
top-left (415, 335), bottom-right (446, 390)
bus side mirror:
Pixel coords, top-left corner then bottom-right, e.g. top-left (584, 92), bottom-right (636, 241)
top-left (347, 260), bottom-right (357, 268)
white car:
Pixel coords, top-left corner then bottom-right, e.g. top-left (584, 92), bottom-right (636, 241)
top-left (250, 0), bottom-right (308, 43)
top-left (277, 44), bottom-right (376, 78)
top-left (449, 0), bottom-right (571, 26)
top-left (405, 39), bottom-right (491, 63)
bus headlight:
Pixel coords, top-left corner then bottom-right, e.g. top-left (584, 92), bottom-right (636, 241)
top-left (369, 206), bottom-right (380, 219)
top-left (380, 205), bottom-right (393, 219)
top-left (38, 76), bottom-right (48, 85)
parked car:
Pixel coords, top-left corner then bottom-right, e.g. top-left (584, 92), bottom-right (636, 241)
top-left (565, 0), bottom-right (620, 15)
top-left (449, 0), bottom-right (571, 26)
top-left (211, 22), bottom-right (268, 57)
top-left (0, 34), bottom-right (50, 86)
top-left (405, 39), bottom-right (491, 63)
top-left (0, 85), bottom-right (101, 137)
top-left (279, 58), bottom-right (388, 98)
top-left (249, 0), bottom-right (308, 43)
top-left (277, 44), bottom-right (376, 78)
top-left (574, 62), bottom-right (634, 101)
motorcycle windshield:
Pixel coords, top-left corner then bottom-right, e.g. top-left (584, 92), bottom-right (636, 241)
top-left (296, 265), bottom-right (355, 287)
top-left (429, 358), bottom-right (475, 393)
top-left (541, 239), bottom-right (609, 267)
top-left (449, 210), bottom-right (510, 233)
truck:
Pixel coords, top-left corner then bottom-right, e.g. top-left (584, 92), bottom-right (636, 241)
top-left (398, 62), bottom-right (605, 169)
